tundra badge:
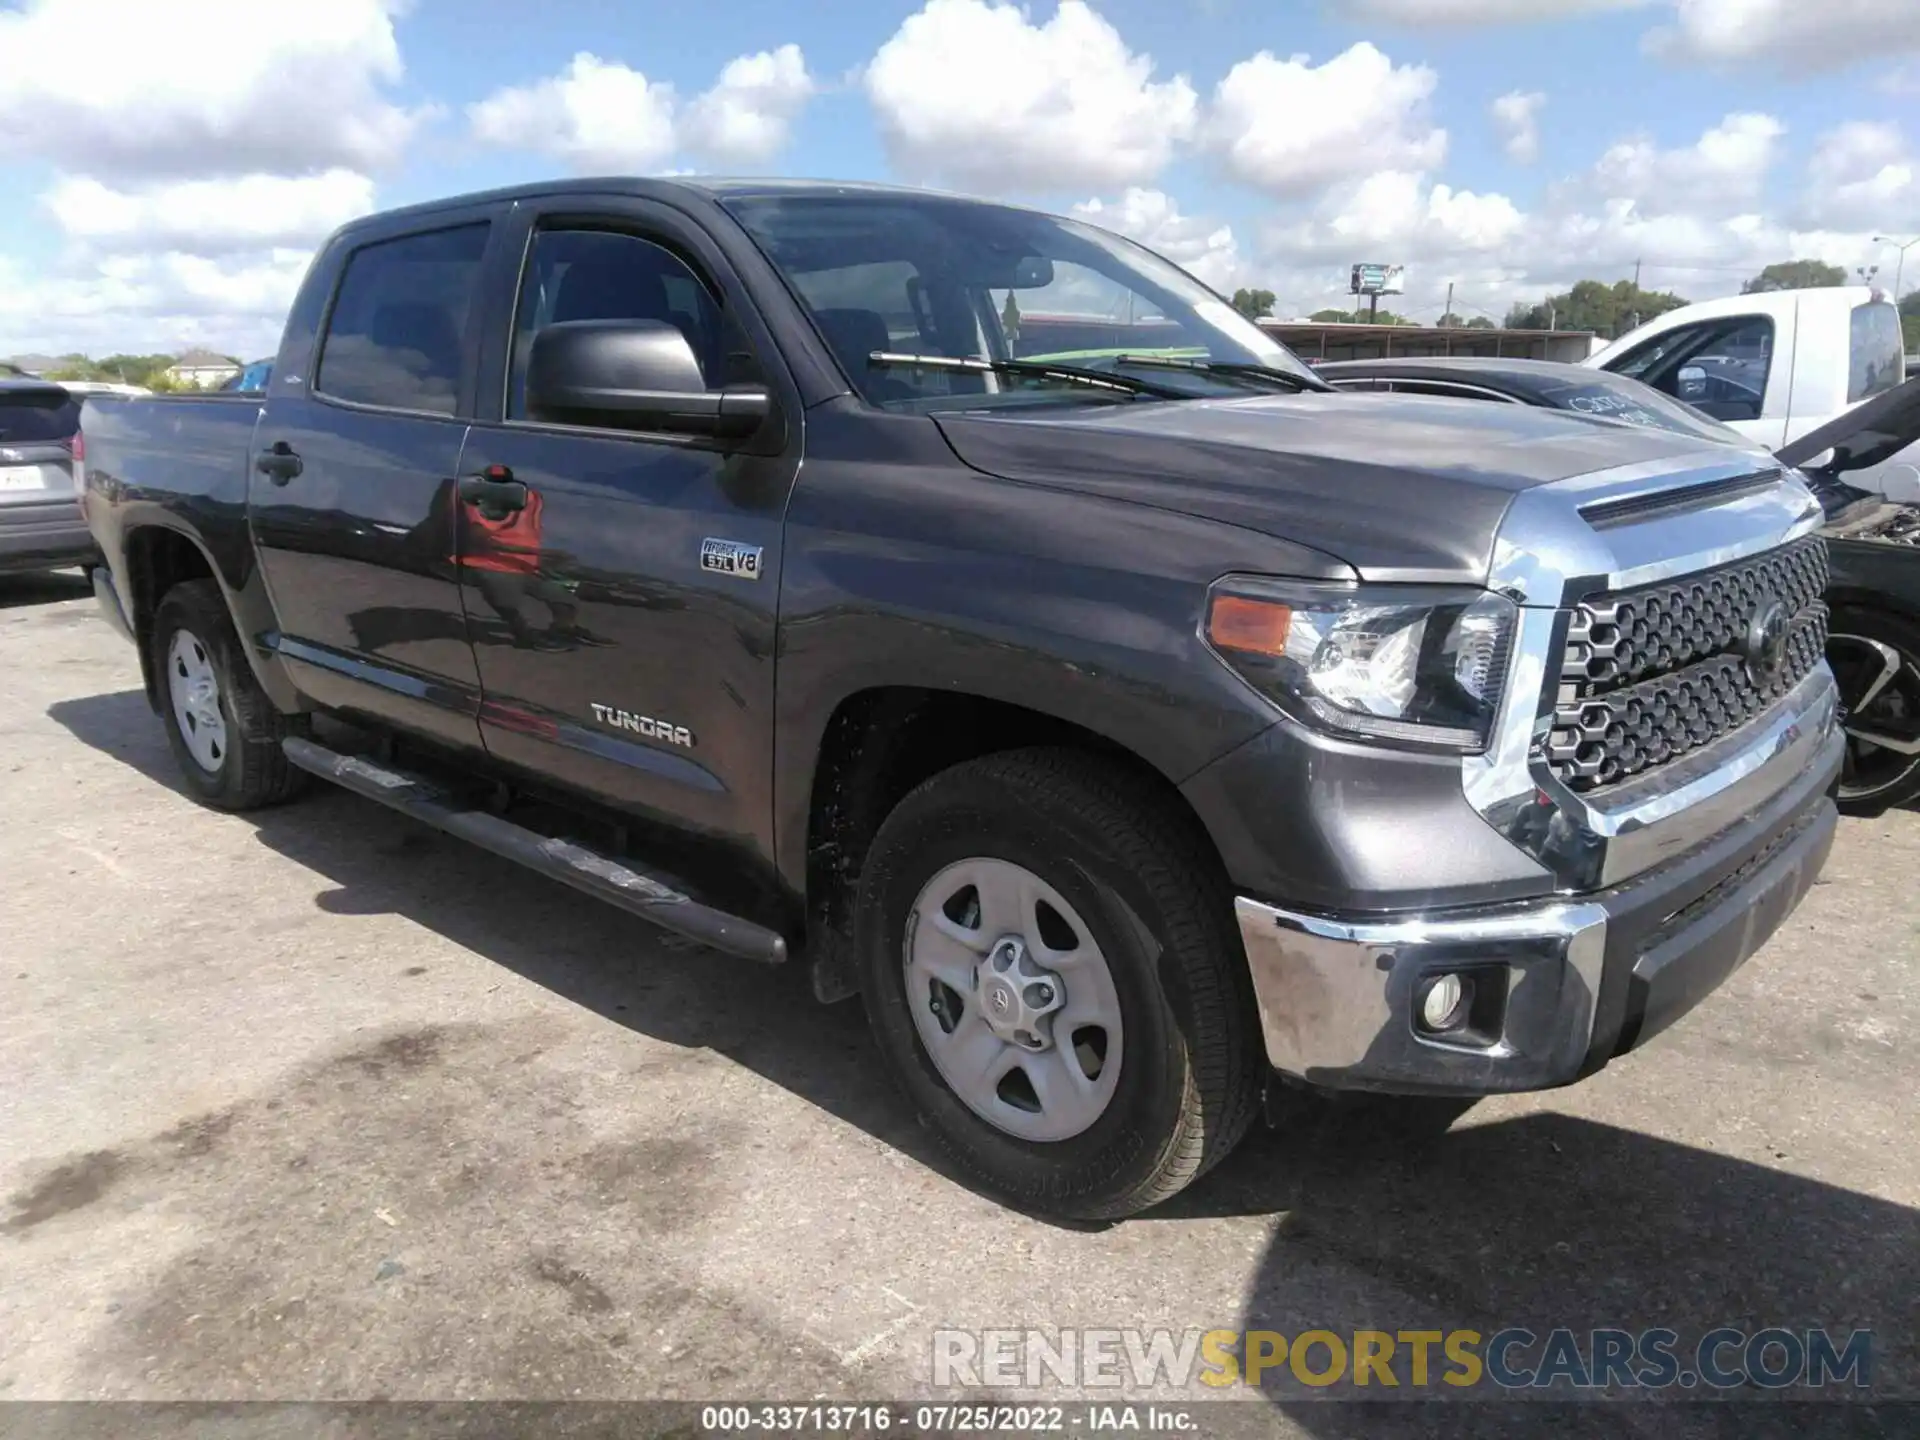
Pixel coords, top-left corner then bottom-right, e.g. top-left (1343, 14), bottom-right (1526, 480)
top-left (700, 537), bottom-right (763, 580)
top-left (590, 704), bottom-right (694, 748)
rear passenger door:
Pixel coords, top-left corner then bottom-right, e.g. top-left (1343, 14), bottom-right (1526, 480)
top-left (456, 200), bottom-right (802, 855)
top-left (251, 209), bottom-right (503, 753)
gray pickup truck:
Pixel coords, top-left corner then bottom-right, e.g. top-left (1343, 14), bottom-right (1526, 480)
top-left (79, 179), bottom-right (1841, 1217)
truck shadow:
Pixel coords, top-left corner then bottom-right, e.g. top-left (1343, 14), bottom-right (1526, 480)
top-left (43, 687), bottom-right (1920, 1433)
top-left (0, 568), bottom-right (90, 609)
top-left (1162, 1111), bottom-right (1915, 1430)
top-left (48, 687), bottom-right (943, 1178)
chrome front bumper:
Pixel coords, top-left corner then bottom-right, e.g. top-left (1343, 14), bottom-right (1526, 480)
top-left (1236, 699), bottom-right (1842, 1094)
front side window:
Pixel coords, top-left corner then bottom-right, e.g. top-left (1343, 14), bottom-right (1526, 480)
top-left (1850, 301), bottom-right (1904, 404)
top-left (724, 193), bottom-right (1318, 411)
top-left (316, 223), bottom-right (489, 416)
top-left (507, 228), bottom-right (761, 421)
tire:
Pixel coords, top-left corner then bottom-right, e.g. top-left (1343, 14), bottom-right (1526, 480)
top-left (1827, 606), bottom-right (1920, 817)
top-left (856, 748), bottom-right (1260, 1219)
top-left (150, 579), bottom-right (308, 811)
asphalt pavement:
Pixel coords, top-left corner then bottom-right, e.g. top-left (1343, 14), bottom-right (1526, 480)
top-left (0, 572), bottom-right (1913, 1438)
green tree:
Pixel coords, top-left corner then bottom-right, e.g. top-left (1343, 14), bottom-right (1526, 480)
top-left (1507, 279), bottom-right (1688, 337)
top-left (1466, 316), bottom-right (1497, 329)
top-left (1743, 260), bottom-right (1847, 294)
top-left (1900, 291), bottom-right (1920, 356)
top-left (1231, 287), bottom-right (1276, 320)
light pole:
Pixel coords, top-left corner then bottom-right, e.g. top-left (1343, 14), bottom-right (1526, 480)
top-left (1875, 235), bottom-right (1919, 306)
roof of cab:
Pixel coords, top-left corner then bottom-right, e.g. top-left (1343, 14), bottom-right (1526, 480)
top-left (329, 176), bottom-right (1039, 239)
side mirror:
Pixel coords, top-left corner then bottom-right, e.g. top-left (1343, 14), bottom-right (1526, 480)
top-left (525, 319), bottom-right (771, 440)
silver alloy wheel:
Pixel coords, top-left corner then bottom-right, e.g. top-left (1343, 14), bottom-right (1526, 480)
top-left (905, 857), bottom-right (1124, 1142)
top-left (1830, 632), bottom-right (1920, 800)
top-left (166, 627), bottom-right (229, 774)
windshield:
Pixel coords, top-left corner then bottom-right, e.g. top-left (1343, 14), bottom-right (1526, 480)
top-left (723, 193), bottom-right (1318, 411)
top-left (1532, 372), bottom-right (1753, 446)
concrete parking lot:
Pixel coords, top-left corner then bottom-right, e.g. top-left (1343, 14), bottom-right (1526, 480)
top-left (0, 572), bottom-right (1914, 1435)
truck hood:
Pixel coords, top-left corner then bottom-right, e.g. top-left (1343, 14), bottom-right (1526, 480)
top-left (935, 390), bottom-right (1740, 584)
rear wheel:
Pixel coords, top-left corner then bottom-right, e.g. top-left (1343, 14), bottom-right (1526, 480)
top-left (151, 579), bottom-right (307, 811)
top-left (857, 749), bottom-right (1259, 1219)
top-left (1828, 606), bottom-right (1920, 816)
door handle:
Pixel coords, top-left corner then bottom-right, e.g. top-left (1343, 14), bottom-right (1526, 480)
top-left (255, 441), bottom-right (302, 484)
top-left (458, 467), bottom-right (529, 518)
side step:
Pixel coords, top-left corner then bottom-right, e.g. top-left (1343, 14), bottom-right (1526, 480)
top-left (282, 736), bottom-right (788, 965)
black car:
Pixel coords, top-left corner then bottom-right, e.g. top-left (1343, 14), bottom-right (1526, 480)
top-left (1322, 356), bottom-right (1920, 815)
top-left (1317, 355), bottom-right (1752, 447)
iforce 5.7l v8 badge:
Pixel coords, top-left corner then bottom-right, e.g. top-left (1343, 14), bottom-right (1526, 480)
top-left (700, 538), bottom-right (763, 580)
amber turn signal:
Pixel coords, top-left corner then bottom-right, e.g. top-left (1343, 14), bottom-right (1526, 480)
top-left (1207, 593), bottom-right (1292, 657)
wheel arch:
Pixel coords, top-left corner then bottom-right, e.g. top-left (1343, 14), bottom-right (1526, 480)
top-left (120, 521), bottom-right (299, 714)
top-left (793, 684), bottom-right (1235, 1003)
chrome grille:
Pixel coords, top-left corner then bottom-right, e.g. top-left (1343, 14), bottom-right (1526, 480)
top-left (1545, 535), bottom-right (1829, 792)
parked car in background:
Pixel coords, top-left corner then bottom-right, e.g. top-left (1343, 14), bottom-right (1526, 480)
top-left (1323, 354), bottom-right (1920, 815)
top-left (1585, 287), bottom-right (1906, 453)
top-left (1778, 376), bottom-right (1920, 814)
top-left (0, 379), bottom-right (102, 575)
top-left (1316, 356), bottom-right (1756, 448)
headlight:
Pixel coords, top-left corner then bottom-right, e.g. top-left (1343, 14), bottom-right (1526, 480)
top-left (1205, 577), bottom-right (1517, 752)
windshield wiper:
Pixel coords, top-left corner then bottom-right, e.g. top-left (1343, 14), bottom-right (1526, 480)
top-left (865, 352), bottom-right (1187, 400)
top-left (1111, 354), bottom-right (1328, 393)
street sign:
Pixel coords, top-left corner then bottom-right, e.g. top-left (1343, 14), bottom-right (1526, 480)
top-left (1350, 263), bottom-right (1406, 296)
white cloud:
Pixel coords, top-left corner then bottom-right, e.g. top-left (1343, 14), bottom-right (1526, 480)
top-left (1205, 43), bottom-right (1446, 199)
top-left (469, 45), bottom-right (816, 171)
top-left (469, 53), bottom-right (680, 172)
top-left (42, 171), bottom-right (376, 256)
top-left (1265, 171), bottom-right (1526, 265)
top-left (0, 249), bottom-right (314, 357)
top-left (0, 0), bottom-right (421, 179)
top-left (1647, 0), bottom-right (1920, 71)
top-left (1491, 91), bottom-right (1545, 164)
top-left (1072, 189), bottom-right (1242, 290)
top-left (1586, 111), bottom-right (1784, 216)
top-left (1339, 0), bottom-right (1651, 23)
top-left (1804, 122), bottom-right (1917, 232)
top-left (683, 45), bottom-right (815, 166)
top-left (864, 0), bottom-right (1197, 192)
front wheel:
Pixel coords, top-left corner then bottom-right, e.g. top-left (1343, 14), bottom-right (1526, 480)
top-left (1827, 606), bottom-right (1920, 816)
top-left (857, 749), bottom-right (1260, 1219)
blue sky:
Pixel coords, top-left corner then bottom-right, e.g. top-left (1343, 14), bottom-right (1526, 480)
top-left (1, 0), bottom-right (1916, 354)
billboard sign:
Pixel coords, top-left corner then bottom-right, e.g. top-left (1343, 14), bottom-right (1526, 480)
top-left (1350, 263), bottom-right (1406, 296)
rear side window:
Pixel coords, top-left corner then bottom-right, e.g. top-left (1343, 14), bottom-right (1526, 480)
top-left (1850, 301), bottom-right (1904, 404)
top-left (317, 223), bottom-right (490, 415)
top-left (0, 390), bottom-right (81, 442)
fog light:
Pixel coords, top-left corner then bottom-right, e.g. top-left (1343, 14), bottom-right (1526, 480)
top-left (1417, 972), bottom-right (1472, 1033)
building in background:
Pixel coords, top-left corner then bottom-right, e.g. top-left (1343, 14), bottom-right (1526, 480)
top-left (163, 348), bottom-right (241, 389)
top-left (1259, 320), bottom-right (1603, 365)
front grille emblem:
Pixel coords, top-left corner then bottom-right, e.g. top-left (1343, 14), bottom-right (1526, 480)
top-left (1741, 597), bottom-right (1790, 680)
